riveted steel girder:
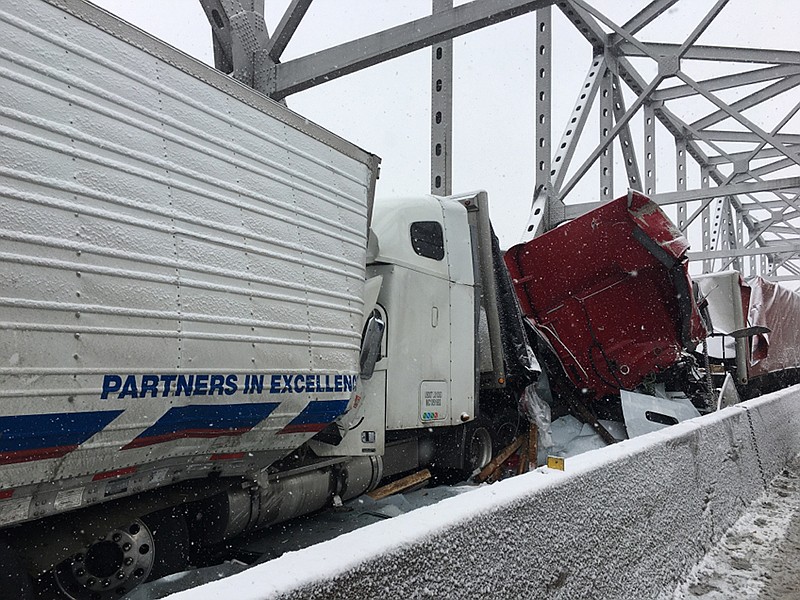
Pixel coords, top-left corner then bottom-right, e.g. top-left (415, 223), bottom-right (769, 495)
top-left (206, 0), bottom-right (800, 283)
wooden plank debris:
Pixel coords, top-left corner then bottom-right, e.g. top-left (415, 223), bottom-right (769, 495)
top-left (367, 468), bottom-right (431, 500)
top-left (474, 435), bottom-right (525, 484)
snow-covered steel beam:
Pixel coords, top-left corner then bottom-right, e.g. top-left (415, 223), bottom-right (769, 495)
top-left (762, 224), bottom-right (800, 234)
top-left (765, 273), bottom-right (800, 282)
top-left (687, 244), bottom-right (800, 261)
top-left (521, 7), bottom-right (557, 240)
top-left (679, 73), bottom-right (800, 169)
top-left (612, 73), bottom-right (643, 191)
top-left (701, 131), bottom-right (800, 145)
top-left (675, 138), bottom-right (688, 228)
top-left (746, 157), bottom-right (800, 179)
top-left (534, 7), bottom-right (552, 196)
top-left (736, 198), bottom-right (800, 211)
top-left (555, 0), bottom-right (728, 200)
top-left (563, 176), bottom-right (800, 218)
top-left (690, 75), bottom-right (800, 132)
top-left (200, 0), bottom-right (234, 73)
top-left (268, 0), bottom-right (555, 99)
top-left (650, 178), bottom-right (800, 204)
top-left (705, 145), bottom-right (800, 166)
top-left (618, 42), bottom-right (800, 65)
top-left (200, 0), bottom-right (269, 87)
top-left (652, 64), bottom-right (800, 102)
top-left (603, 54), bottom-right (766, 248)
top-left (558, 1), bottom-right (606, 47)
top-left (600, 71), bottom-right (615, 201)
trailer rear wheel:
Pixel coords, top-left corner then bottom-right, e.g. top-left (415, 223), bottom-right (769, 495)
top-left (53, 519), bottom-right (156, 600)
top-left (48, 507), bottom-right (190, 600)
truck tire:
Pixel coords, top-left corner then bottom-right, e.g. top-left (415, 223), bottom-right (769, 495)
top-left (488, 408), bottom-right (520, 455)
top-left (430, 418), bottom-right (494, 484)
top-left (0, 539), bottom-right (33, 600)
top-left (463, 419), bottom-right (494, 475)
top-left (50, 511), bottom-right (188, 600)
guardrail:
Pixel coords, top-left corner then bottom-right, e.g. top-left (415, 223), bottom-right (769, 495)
top-left (167, 386), bottom-right (800, 600)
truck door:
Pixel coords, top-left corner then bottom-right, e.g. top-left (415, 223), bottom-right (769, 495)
top-left (440, 199), bottom-right (477, 422)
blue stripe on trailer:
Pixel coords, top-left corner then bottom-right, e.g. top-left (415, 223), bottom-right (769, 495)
top-left (123, 403), bottom-right (280, 449)
top-left (0, 410), bottom-right (124, 464)
top-left (279, 399), bottom-right (350, 434)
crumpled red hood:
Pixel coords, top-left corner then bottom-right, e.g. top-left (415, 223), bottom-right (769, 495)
top-left (505, 191), bottom-right (707, 400)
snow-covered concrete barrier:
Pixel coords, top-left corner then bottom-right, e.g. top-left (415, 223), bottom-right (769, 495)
top-left (168, 386), bottom-right (800, 600)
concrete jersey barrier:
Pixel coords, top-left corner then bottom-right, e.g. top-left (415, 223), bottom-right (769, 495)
top-left (167, 386), bottom-right (800, 600)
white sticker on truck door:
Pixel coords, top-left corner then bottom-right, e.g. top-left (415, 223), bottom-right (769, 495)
top-left (420, 380), bottom-right (448, 422)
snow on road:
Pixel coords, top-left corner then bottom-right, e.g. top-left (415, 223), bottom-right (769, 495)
top-left (667, 454), bottom-right (800, 600)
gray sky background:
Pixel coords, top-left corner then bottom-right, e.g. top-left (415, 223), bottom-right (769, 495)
top-left (90, 1), bottom-right (800, 249)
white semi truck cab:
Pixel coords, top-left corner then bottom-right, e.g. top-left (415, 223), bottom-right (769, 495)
top-left (324, 192), bottom-right (537, 481)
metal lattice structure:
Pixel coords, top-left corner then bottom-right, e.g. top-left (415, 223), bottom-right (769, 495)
top-left (200, 0), bottom-right (800, 283)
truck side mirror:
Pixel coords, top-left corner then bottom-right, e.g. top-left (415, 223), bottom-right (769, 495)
top-left (360, 310), bottom-right (385, 380)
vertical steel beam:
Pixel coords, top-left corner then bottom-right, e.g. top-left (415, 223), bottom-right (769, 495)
top-left (709, 196), bottom-right (725, 272)
top-left (535, 7), bottom-right (552, 195)
top-left (701, 167), bottom-right (712, 273)
top-left (675, 137), bottom-right (687, 231)
top-left (521, 6), bottom-right (557, 242)
top-left (643, 102), bottom-right (656, 198)
top-left (720, 197), bottom-right (741, 271)
top-left (431, 0), bottom-right (453, 196)
top-left (600, 68), bottom-right (614, 201)
top-left (734, 207), bottom-right (744, 272)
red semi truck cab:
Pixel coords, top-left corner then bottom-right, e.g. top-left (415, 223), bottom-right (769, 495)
top-left (505, 191), bottom-right (708, 403)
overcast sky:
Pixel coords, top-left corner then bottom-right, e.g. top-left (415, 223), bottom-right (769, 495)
top-left (90, 0), bottom-right (800, 248)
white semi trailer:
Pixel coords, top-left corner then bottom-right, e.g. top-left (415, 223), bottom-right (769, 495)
top-left (0, 1), bottom-right (534, 597)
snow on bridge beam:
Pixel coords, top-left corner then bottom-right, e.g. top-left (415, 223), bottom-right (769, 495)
top-left (652, 64), bottom-right (800, 102)
top-left (266, 0), bottom-right (555, 99)
top-left (562, 176), bottom-right (800, 219)
top-left (765, 274), bottom-right (800, 282)
top-left (617, 42), bottom-right (800, 65)
top-left (687, 244), bottom-right (800, 261)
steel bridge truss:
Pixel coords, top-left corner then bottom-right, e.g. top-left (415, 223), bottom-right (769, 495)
top-left (200, 0), bottom-right (800, 282)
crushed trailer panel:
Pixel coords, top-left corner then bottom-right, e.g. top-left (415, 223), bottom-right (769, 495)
top-left (505, 191), bottom-right (707, 402)
top-left (748, 276), bottom-right (800, 381)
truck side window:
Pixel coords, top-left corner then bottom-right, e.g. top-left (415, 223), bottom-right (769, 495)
top-left (410, 221), bottom-right (444, 260)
